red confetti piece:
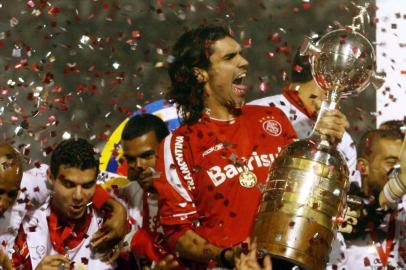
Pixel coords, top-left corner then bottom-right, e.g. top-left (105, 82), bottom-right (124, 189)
top-left (302, 3), bottom-right (311, 9)
top-left (271, 32), bottom-right (281, 44)
top-left (243, 38), bottom-right (252, 48)
top-left (81, 257), bottom-right (89, 265)
top-left (48, 6), bottom-right (61, 15)
top-left (26, 0), bottom-right (35, 8)
top-left (132, 30), bottom-right (141, 39)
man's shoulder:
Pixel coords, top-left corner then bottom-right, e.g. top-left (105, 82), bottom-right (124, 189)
top-left (22, 164), bottom-right (48, 182)
top-left (248, 94), bottom-right (285, 106)
top-left (20, 164), bottom-right (50, 203)
top-left (243, 103), bottom-right (291, 121)
top-left (167, 121), bottom-right (203, 141)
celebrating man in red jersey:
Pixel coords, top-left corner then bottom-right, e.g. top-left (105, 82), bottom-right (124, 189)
top-left (154, 25), bottom-right (349, 268)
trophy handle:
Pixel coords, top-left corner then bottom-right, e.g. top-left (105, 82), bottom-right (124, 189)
top-left (370, 71), bottom-right (386, 90)
top-left (299, 36), bottom-right (321, 57)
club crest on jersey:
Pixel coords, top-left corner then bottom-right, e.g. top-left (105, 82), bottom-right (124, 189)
top-left (262, 120), bottom-right (282, 136)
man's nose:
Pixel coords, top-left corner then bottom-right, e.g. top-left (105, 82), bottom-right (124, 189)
top-left (72, 186), bottom-right (84, 201)
top-left (239, 55), bottom-right (249, 68)
top-left (136, 157), bottom-right (146, 169)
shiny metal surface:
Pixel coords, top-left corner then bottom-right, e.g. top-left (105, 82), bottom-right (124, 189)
top-left (311, 29), bottom-right (375, 97)
top-left (252, 29), bottom-right (380, 270)
top-left (253, 140), bottom-right (349, 270)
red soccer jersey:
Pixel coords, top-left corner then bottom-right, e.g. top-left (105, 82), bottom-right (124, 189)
top-left (154, 105), bottom-right (297, 249)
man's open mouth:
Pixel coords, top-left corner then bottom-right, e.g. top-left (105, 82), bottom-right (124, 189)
top-left (70, 205), bottom-right (85, 212)
top-left (233, 73), bottom-right (247, 95)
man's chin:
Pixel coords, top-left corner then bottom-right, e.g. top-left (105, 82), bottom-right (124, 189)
top-left (66, 208), bottom-right (87, 220)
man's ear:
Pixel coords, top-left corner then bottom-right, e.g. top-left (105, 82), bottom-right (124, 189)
top-left (192, 67), bottom-right (208, 83)
top-left (357, 158), bottom-right (369, 176)
top-left (46, 168), bottom-right (55, 189)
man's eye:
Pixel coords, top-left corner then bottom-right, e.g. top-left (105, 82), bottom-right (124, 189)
top-left (82, 182), bottom-right (95, 189)
top-left (224, 55), bottom-right (235, 60)
top-left (125, 156), bottom-right (135, 162)
top-left (143, 154), bottom-right (154, 159)
top-left (63, 182), bottom-right (75, 188)
top-left (8, 190), bottom-right (18, 199)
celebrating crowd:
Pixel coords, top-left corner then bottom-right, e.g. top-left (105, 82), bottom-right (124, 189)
top-left (1, 24), bottom-right (405, 270)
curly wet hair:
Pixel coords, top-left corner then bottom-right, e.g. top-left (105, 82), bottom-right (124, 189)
top-left (50, 138), bottom-right (99, 178)
top-left (167, 25), bottom-right (230, 125)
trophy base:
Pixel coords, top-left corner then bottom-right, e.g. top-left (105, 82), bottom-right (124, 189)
top-left (253, 211), bottom-right (332, 270)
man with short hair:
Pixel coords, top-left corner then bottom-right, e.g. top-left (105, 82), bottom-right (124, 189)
top-left (11, 138), bottom-right (114, 269)
top-left (154, 25), bottom-right (348, 268)
top-left (328, 129), bottom-right (406, 269)
top-left (105, 114), bottom-right (170, 261)
top-left (0, 142), bottom-right (128, 269)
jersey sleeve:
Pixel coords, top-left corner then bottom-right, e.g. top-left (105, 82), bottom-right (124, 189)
top-left (154, 133), bottom-right (199, 247)
top-left (337, 132), bottom-right (361, 185)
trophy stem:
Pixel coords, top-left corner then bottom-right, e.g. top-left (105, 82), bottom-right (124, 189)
top-left (311, 86), bottom-right (342, 147)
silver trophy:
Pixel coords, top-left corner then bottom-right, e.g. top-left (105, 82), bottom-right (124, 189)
top-left (252, 28), bottom-right (385, 270)
top-left (302, 28), bottom-right (384, 117)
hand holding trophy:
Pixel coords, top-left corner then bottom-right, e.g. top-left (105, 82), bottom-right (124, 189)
top-left (380, 125), bottom-right (406, 208)
top-left (252, 28), bottom-right (384, 270)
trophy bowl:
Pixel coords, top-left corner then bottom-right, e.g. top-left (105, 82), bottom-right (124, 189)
top-left (310, 29), bottom-right (376, 98)
top-left (252, 29), bottom-right (382, 270)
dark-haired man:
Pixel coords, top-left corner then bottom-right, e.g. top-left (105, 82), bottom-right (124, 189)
top-left (104, 114), bottom-right (170, 261)
top-left (11, 139), bottom-right (115, 269)
top-left (154, 25), bottom-right (349, 267)
top-left (328, 129), bottom-right (406, 269)
top-left (0, 142), bottom-right (128, 268)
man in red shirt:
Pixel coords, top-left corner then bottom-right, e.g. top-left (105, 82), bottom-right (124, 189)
top-left (108, 113), bottom-right (179, 267)
top-left (154, 25), bottom-right (349, 268)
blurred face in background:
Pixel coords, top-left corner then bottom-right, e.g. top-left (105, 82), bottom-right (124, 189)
top-left (363, 137), bottom-right (402, 194)
top-left (0, 145), bottom-right (22, 216)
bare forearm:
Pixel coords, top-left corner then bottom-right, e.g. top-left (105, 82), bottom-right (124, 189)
top-left (380, 167), bottom-right (406, 208)
top-left (175, 230), bottom-right (232, 265)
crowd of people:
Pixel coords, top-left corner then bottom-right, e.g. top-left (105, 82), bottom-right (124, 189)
top-left (1, 24), bottom-right (405, 270)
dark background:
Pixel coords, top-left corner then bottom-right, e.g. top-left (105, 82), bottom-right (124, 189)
top-left (0, 0), bottom-right (377, 168)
